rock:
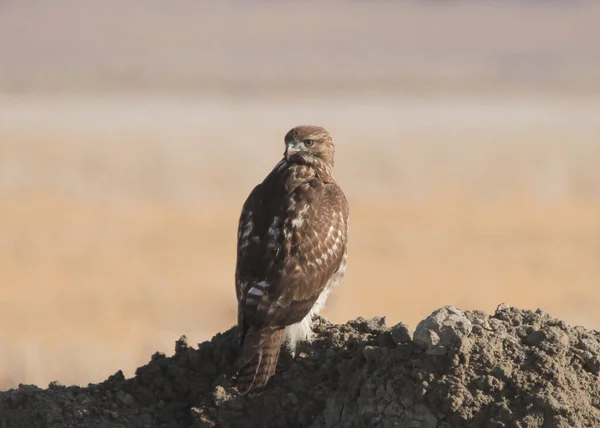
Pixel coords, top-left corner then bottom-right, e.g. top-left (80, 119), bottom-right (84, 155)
top-left (45, 405), bottom-right (63, 424)
top-left (1, 305), bottom-right (600, 428)
top-left (349, 316), bottom-right (388, 334)
top-left (137, 412), bottom-right (153, 427)
top-left (175, 335), bottom-right (189, 355)
top-left (390, 322), bottom-right (412, 344)
top-left (116, 390), bottom-right (135, 407)
top-left (413, 306), bottom-right (473, 354)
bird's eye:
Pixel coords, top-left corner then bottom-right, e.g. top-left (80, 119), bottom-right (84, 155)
top-left (304, 139), bottom-right (315, 147)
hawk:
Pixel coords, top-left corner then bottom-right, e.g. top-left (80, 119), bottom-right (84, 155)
top-left (234, 125), bottom-right (349, 394)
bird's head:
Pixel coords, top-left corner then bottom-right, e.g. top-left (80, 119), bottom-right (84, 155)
top-left (283, 125), bottom-right (335, 168)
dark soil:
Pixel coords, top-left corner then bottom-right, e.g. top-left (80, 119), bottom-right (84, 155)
top-left (2, 304), bottom-right (600, 428)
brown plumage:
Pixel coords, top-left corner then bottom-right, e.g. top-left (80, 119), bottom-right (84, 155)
top-left (234, 125), bottom-right (349, 394)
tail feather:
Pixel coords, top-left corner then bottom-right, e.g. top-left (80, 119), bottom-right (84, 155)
top-left (236, 327), bottom-right (284, 395)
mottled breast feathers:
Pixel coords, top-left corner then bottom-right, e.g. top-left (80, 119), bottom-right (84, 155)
top-left (235, 159), bottom-right (348, 332)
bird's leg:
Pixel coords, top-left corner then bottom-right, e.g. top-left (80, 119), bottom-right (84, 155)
top-left (312, 311), bottom-right (332, 328)
top-left (313, 315), bottom-right (324, 328)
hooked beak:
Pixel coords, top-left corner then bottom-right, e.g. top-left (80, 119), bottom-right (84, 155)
top-left (285, 143), bottom-right (300, 160)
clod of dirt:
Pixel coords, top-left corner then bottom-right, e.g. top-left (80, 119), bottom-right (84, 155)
top-left (2, 305), bottom-right (600, 428)
top-left (413, 305), bottom-right (472, 354)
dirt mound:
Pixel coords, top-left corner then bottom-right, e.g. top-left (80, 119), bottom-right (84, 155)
top-left (2, 305), bottom-right (600, 428)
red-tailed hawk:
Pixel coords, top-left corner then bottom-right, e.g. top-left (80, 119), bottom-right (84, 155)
top-left (234, 125), bottom-right (349, 394)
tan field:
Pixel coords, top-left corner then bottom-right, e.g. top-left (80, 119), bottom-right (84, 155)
top-left (1, 1), bottom-right (599, 389)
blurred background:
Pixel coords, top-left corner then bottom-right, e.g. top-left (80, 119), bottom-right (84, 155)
top-left (1, 0), bottom-right (599, 389)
